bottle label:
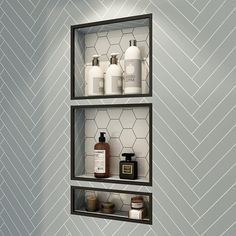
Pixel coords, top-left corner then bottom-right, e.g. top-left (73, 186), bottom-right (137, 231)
top-left (94, 150), bottom-right (106, 173)
top-left (111, 76), bottom-right (122, 93)
top-left (93, 77), bottom-right (104, 94)
top-left (124, 59), bottom-right (141, 88)
top-left (122, 164), bottom-right (133, 174)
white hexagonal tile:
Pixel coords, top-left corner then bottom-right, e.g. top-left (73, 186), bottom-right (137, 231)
top-left (96, 192), bottom-right (110, 203)
top-left (142, 59), bottom-right (149, 81)
top-left (133, 139), bottom-right (149, 157)
top-left (107, 45), bottom-right (123, 60)
top-left (120, 33), bottom-right (135, 52)
top-left (85, 138), bottom-right (95, 156)
top-left (85, 33), bottom-right (98, 47)
top-left (133, 120), bottom-right (149, 138)
top-left (95, 110), bottom-right (110, 128)
top-left (120, 129), bottom-right (136, 147)
top-left (120, 109), bottom-right (136, 128)
top-left (107, 120), bottom-right (122, 138)
top-left (85, 120), bottom-right (97, 137)
top-left (146, 54), bottom-right (149, 66)
top-left (97, 31), bottom-right (108, 37)
top-left (120, 193), bottom-right (133, 205)
top-left (109, 138), bottom-right (122, 156)
top-left (136, 157), bottom-right (149, 177)
top-left (107, 108), bottom-right (122, 119)
top-left (107, 30), bottom-right (122, 44)
top-left (138, 41), bottom-right (149, 60)
top-left (133, 107), bottom-right (149, 119)
top-left (110, 156), bottom-right (120, 176)
top-left (85, 191), bottom-right (96, 198)
top-left (108, 193), bottom-right (123, 210)
top-left (121, 204), bottom-right (130, 212)
top-left (85, 47), bottom-right (97, 63)
top-left (142, 81), bottom-right (149, 94)
top-left (121, 147), bottom-right (134, 159)
top-left (119, 57), bottom-right (125, 72)
top-left (95, 37), bottom-right (110, 55)
top-left (95, 129), bottom-right (110, 142)
top-left (99, 54), bottom-right (109, 62)
top-left (122, 28), bottom-right (133, 33)
top-left (85, 155), bottom-right (94, 174)
top-left (133, 26), bottom-right (149, 41)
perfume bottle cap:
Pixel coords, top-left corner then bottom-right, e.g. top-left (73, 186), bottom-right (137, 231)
top-left (92, 55), bottom-right (100, 66)
top-left (99, 132), bottom-right (106, 142)
top-left (110, 53), bottom-right (119, 64)
top-left (129, 39), bottom-right (137, 46)
top-left (122, 153), bottom-right (135, 161)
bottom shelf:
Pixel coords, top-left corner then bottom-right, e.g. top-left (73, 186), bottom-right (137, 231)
top-left (71, 186), bottom-right (152, 224)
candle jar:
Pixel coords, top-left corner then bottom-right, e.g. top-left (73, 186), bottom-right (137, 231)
top-left (131, 196), bottom-right (144, 209)
top-left (86, 195), bottom-right (97, 212)
top-left (100, 202), bottom-right (115, 214)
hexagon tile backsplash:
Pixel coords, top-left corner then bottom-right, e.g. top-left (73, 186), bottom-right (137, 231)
top-left (84, 107), bottom-right (150, 179)
top-left (84, 26), bottom-right (150, 95)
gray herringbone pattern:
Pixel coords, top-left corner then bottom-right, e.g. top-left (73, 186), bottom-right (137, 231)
top-left (0, 0), bottom-right (235, 235)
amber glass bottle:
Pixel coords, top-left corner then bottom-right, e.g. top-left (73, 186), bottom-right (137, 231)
top-left (94, 132), bottom-right (110, 178)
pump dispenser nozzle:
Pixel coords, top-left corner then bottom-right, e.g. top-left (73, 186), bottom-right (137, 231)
top-left (129, 39), bottom-right (137, 46)
top-left (122, 153), bottom-right (135, 161)
top-left (92, 55), bottom-right (100, 66)
top-left (110, 53), bottom-right (119, 64)
top-left (99, 132), bottom-right (106, 142)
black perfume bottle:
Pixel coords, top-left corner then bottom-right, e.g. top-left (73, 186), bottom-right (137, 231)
top-left (119, 153), bottom-right (138, 180)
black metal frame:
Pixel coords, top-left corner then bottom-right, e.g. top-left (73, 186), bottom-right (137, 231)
top-left (71, 13), bottom-right (152, 100)
top-left (71, 186), bottom-right (152, 225)
top-left (71, 103), bottom-right (152, 186)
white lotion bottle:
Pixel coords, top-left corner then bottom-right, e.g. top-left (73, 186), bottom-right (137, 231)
top-left (105, 53), bottom-right (122, 95)
top-left (124, 40), bottom-right (142, 94)
top-left (87, 55), bottom-right (104, 96)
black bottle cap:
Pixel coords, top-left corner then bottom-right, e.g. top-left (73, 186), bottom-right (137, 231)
top-left (122, 153), bottom-right (135, 161)
top-left (110, 53), bottom-right (118, 64)
top-left (129, 39), bottom-right (137, 46)
top-left (99, 132), bottom-right (106, 142)
top-left (92, 55), bottom-right (100, 66)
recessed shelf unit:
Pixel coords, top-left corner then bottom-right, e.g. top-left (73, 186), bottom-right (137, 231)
top-left (71, 14), bottom-right (152, 99)
top-left (71, 186), bottom-right (152, 224)
top-left (71, 103), bottom-right (152, 186)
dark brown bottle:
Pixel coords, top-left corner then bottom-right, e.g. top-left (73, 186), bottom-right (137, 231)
top-left (94, 132), bottom-right (110, 178)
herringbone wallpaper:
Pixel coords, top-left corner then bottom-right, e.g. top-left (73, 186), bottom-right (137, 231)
top-left (0, 0), bottom-right (235, 235)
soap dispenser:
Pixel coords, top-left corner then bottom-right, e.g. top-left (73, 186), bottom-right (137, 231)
top-left (87, 55), bottom-right (104, 96)
top-left (119, 153), bottom-right (138, 180)
top-left (94, 132), bottom-right (110, 178)
top-left (105, 53), bottom-right (122, 95)
top-left (124, 40), bottom-right (142, 94)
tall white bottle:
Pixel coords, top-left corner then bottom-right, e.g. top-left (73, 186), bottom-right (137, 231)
top-left (87, 55), bottom-right (104, 96)
top-left (124, 40), bottom-right (142, 94)
top-left (105, 53), bottom-right (122, 95)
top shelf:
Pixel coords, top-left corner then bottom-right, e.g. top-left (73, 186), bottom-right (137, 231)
top-left (71, 14), bottom-right (152, 100)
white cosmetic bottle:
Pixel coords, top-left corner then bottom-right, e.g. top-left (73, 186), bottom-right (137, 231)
top-left (105, 53), bottom-right (122, 95)
top-left (87, 55), bottom-right (104, 96)
top-left (124, 40), bottom-right (142, 94)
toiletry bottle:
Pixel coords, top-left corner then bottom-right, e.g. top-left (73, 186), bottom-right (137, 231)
top-left (94, 132), bottom-right (110, 178)
top-left (124, 40), bottom-right (141, 94)
top-left (105, 53), bottom-right (122, 95)
top-left (88, 55), bottom-right (104, 96)
top-left (119, 153), bottom-right (138, 180)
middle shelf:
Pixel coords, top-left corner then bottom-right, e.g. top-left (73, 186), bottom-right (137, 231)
top-left (71, 103), bottom-right (152, 186)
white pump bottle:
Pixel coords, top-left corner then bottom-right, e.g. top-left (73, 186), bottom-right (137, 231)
top-left (124, 40), bottom-right (142, 94)
top-left (87, 55), bottom-right (104, 96)
top-left (105, 53), bottom-right (122, 95)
